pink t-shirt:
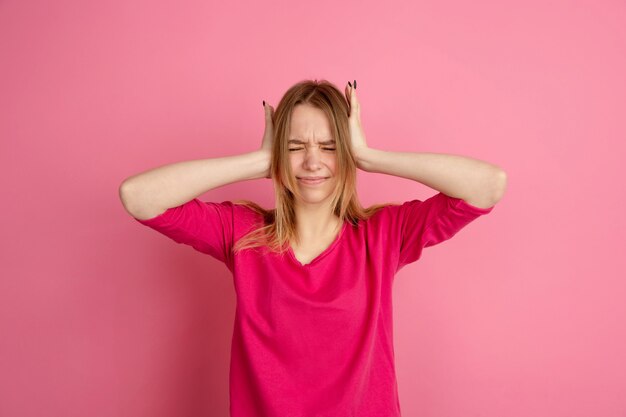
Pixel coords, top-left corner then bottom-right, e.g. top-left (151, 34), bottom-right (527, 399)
top-left (134, 192), bottom-right (494, 416)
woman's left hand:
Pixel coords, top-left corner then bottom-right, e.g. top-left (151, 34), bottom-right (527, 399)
top-left (345, 80), bottom-right (370, 168)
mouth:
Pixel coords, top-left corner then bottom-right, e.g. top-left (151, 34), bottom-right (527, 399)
top-left (297, 177), bottom-right (328, 185)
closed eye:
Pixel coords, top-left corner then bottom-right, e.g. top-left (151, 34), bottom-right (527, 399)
top-left (288, 148), bottom-right (336, 151)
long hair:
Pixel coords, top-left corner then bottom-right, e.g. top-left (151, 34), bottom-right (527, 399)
top-left (232, 79), bottom-right (396, 256)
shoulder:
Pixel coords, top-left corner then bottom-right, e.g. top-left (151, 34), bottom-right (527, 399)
top-left (351, 202), bottom-right (403, 230)
top-left (229, 200), bottom-right (272, 236)
top-left (231, 200), bottom-right (271, 222)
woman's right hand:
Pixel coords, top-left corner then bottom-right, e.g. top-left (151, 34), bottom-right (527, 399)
top-left (260, 101), bottom-right (275, 178)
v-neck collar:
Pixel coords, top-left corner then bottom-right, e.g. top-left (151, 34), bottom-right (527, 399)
top-left (287, 221), bottom-right (348, 268)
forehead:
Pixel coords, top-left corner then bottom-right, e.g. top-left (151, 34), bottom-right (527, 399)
top-left (289, 104), bottom-right (333, 142)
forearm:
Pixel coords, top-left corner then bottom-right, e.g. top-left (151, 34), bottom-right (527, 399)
top-left (120, 150), bottom-right (270, 217)
top-left (357, 148), bottom-right (506, 207)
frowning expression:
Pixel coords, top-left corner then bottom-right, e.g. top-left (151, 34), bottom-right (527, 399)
top-left (288, 104), bottom-right (338, 204)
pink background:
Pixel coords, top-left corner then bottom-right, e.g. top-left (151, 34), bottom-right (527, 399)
top-left (2, 0), bottom-right (625, 416)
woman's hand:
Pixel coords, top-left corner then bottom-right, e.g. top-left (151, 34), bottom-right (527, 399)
top-left (260, 101), bottom-right (275, 178)
top-left (344, 80), bottom-right (370, 169)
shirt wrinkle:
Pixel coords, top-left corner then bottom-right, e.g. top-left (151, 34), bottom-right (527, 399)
top-left (133, 192), bottom-right (494, 416)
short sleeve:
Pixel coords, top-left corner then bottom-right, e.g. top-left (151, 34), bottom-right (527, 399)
top-left (133, 198), bottom-right (235, 269)
top-left (396, 192), bottom-right (494, 271)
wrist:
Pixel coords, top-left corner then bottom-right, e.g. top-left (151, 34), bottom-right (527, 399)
top-left (251, 149), bottom-right (272, 179)
top-left (354, 147), bottom-right (377, 172)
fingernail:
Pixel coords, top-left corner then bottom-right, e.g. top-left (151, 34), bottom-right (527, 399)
top-left (354, 80), bottom-right (357, 89)
top-left (263, 100), bottom-right (265, 107)
top-left (348, 81), bottom-right (352, 88)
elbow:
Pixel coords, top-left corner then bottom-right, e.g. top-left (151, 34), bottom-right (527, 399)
top-left (118, 179), bottom-right (166, 220)
top-left (463, 168), bottom-right (507, 209)
top-left (490, 169), bottom-right (508, 204)
top-left (119, 180), bottom-right (139, 215)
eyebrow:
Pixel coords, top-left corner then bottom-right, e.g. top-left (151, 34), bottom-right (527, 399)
top-left (288, 139), bottom-right (336, 145)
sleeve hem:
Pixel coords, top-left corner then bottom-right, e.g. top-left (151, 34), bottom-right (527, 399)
top-left (420, 193), bottom-right (494, 237)
top-left (132, 209), bottom-right (173, 226)
top-left (452, 195), bottom-right (495, 214)
top-left (132, 198), bottom-right (205, 226)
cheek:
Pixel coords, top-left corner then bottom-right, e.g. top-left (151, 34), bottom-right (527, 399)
top-left (290, 161), bottom-right (300, 176)
top-left (328, 157), bottom-right (337, 173)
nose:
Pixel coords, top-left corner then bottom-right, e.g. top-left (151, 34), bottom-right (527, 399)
top-left (302, 146), bottom-right (323, 170)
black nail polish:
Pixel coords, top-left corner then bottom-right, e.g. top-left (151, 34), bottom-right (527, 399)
top-left (263, 100), bottom-right (265, 107)
top-left (348, 81), bottom-right (352, 88)
top-left (354, 80), bottom-right (357, 89)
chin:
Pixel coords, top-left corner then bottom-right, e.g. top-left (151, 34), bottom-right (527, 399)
top-left (300, 191), bottom-right (335, 202)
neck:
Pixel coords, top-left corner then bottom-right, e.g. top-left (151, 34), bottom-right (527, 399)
top-left (293, 203), bottom-right (341, 243)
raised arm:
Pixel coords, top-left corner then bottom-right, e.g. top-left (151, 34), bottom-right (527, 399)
top-left (344, 80), bottom-right (507, 209)
top-left (357, 149), bottom-right (506, 209)
top-left (120, 101), bottom-right (276, 220)
top-left (119, 150), bottom-right (271, 220)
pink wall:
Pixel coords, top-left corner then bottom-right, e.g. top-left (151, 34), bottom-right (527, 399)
top-left (2, 0), bottom-right (625, 416)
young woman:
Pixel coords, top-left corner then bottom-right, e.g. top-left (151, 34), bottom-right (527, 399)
top-left (119, 79), bottom-right (507, 417)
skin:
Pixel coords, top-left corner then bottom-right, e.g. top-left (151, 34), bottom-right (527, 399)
top-left (287, 103), bottom-right (343, 244)
top-left (261, 81), bottom-right (508, 257)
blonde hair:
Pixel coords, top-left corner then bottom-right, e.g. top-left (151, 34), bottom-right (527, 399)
top-left (232, 79), bottom-right (396, 256)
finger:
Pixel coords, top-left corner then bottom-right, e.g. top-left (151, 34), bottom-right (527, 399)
top-left (264, 103), bottom-right (272, 119)
top-left (348, 82), bottom-right (357, 105)
top-left (347, 86), bottom-right (358, 118)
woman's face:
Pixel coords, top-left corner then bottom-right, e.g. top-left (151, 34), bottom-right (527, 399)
top-left (288, 103), bottom-right (338, 206)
